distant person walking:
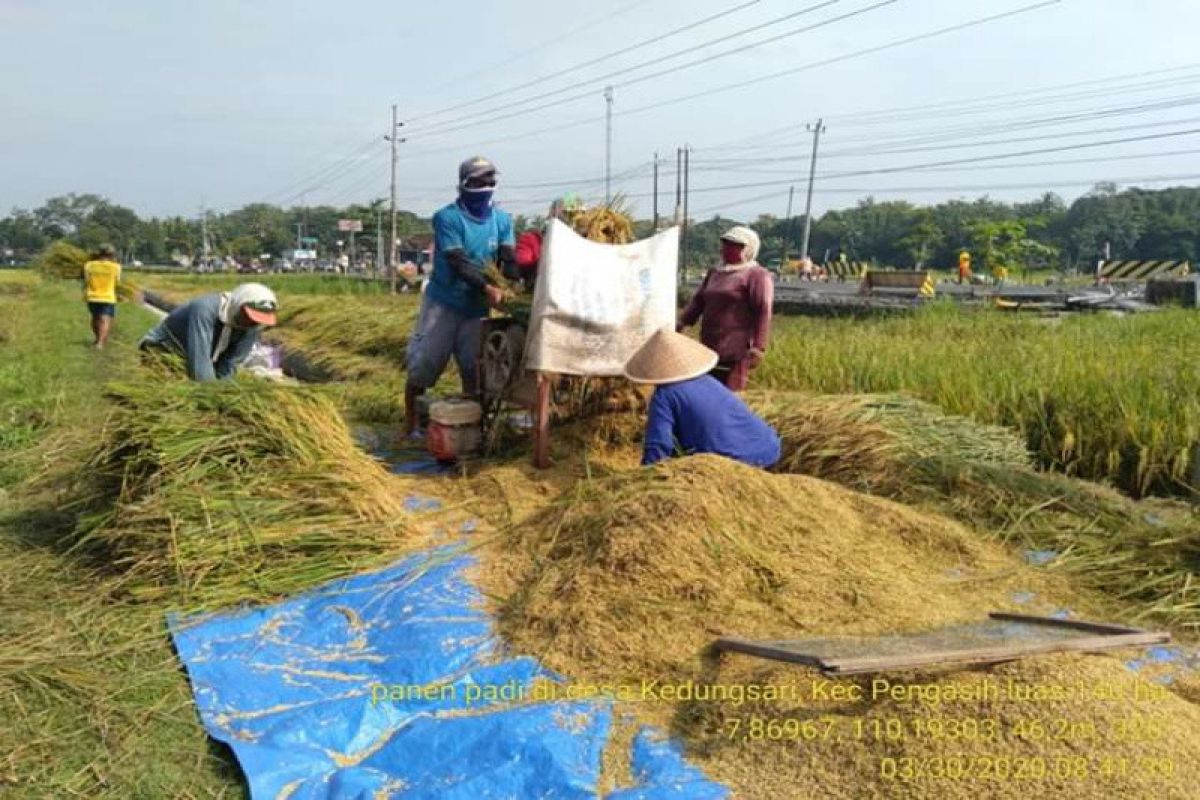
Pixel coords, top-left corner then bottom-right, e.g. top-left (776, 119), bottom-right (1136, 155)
top-left (677, 226), bottom-right (774, 392)
top-left (83, 244), bottom-right (122, 349)
top-left (139, 283), bottom-right (278, 381)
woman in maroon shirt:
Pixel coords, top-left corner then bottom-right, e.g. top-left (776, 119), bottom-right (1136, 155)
top-left (677, 225), bottom-right (774, 391)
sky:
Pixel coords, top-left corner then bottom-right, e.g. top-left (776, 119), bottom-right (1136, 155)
top-left (3, 0), bottom-right (1200, 222)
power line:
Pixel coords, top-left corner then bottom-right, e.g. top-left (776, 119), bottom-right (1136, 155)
top-left (259, 137), bottom-right (381, 205)
top-left (275, 148), bottom-right (388, 208)
top-left (393, 1), bottom-right (1060, 157)
top-left (407, 0), bottom-right (764, 126)
top-left (713, 77), bottom-right (1200, 155)
top-left (609, 1), bottom-right (1062, 124)
top-left (403, 0), bottom-right (851, 139)
top-left (784, 172), bottom-right (1200, 193)
top-left (825, 112), bottom-right (1200, 159)
top-left (831, 63), bottom-right (1200, 125)
top-left (640, 126), bottom-right (1200, 196)
top-left (695, 65), bottom-right (1200, 155)
top-left (417, 0), bottom-right (651, 101)
top-left (819, 94), bottom-right (1200, 157)
top-left (694, 112), bottom-right (1200, 167)
top-left (688, 146), bottom-right (1200, 177)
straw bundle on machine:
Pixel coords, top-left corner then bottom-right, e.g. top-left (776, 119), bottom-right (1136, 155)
top-left (573, 202), bottom-right (634, 244)
top-left (63, 377), bottom-right (413, 609)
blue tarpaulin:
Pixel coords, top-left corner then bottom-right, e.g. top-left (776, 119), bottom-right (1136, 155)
top-left (170, 541), bottom-right (728, 799)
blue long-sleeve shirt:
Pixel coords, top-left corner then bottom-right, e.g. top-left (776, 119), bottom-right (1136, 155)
top-left (141, 293), bottom-right (260, 381)
top-left (642, 375), bottom-right (781, 468)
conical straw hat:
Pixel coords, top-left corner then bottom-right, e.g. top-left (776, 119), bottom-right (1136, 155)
top-left (623, 327), bottom-right (719, 385)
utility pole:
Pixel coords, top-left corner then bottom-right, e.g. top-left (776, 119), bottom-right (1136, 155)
top-left (375, 206), bottom-right (385, 278)
top-left (673, 148), bottom-right (682, 225)
top-left (799, 118), bottom-right (825, 261)
top-left (682, 145), bottom-right (691, 275)
top-left (604, 86), bottom-right (614, 204)
top-left (386, 104), bottom-right (405, 293)
top-left (652, 152), bottom-right (659, 231)
top-left (782, 185), bottom-right (796, 264)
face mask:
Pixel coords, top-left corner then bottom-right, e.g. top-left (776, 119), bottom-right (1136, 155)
top-left (459, 187), bottom-right (494, 219)
top-left (720, 241), bottom-right (746, 265)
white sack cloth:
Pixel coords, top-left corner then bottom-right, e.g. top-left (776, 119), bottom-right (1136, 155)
top-left (525, 220), bottom-right (680, 376)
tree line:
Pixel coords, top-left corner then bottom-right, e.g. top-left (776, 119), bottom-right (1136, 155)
top-left (674, 182), bottom-right (1200, 272)
top-left (4, 183), bottom-right (1198, 272)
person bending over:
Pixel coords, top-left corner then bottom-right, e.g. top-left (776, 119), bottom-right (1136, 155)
top-left (623, 327), bottom-right (780, 468)
top-left (140, 283), bottom-right (278, 381)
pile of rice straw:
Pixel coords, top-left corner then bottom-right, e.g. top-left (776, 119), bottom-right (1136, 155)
top-left (484, 455), bottom-right (1082, 683)
top-left (479, 455), bottom-right (1200, 799)
top-left (61, 377), bottom-right (415, 608)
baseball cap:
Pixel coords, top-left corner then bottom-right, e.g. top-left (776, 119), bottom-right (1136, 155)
top-left (242, 301), bottom-right (277, 326)
top-left (458, 156), bottom-right (498, 184)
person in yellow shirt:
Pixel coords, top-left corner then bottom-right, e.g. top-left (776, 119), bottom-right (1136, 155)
top-left (83, 244), bottom-right (122, 349)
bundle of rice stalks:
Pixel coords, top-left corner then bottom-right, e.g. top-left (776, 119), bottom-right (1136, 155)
top-left (34, 241), bottom-right (87, 280)
top-left (748, 391), bottom-right (1032, 492)
top-left (33, 240), bottom-right (144, 302)
top-left (572, 197), bottom-right (634, 244)
top-left (481, 264), bottom-right (534, 326)
top-left (273, 294), bottom-right (417, 381)
top-left (63, 377), bottom-right (413, 608)
top-left (907, 457), bottom-right (1200, 631)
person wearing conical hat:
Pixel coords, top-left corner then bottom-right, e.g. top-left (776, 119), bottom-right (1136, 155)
top-left (624, 328), bottom-right (781, 468)
top-left (678, 225), bottom-right (773, 391)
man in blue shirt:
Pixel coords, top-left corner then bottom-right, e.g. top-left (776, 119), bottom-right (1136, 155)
top-left (404, 156), bottom-right (516, 435)
top-left (623, 327), bottom-right (781, 468)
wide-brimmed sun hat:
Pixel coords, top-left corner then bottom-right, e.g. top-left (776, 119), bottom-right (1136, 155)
top-left (623, 327), bottom-right (718, 385)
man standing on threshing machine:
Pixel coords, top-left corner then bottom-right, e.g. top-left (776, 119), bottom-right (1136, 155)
top-left (513, 194), bottom-right (586, 287)
top-left (404, 156), bottom-right (516, 437)
top-left (624, 328), bottom-right (781, 469)
top-left (677, 225), bottom-right (774, 392)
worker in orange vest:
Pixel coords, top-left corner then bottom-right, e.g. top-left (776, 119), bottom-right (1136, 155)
top-left (958, 250), bottom-right (972, 284)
